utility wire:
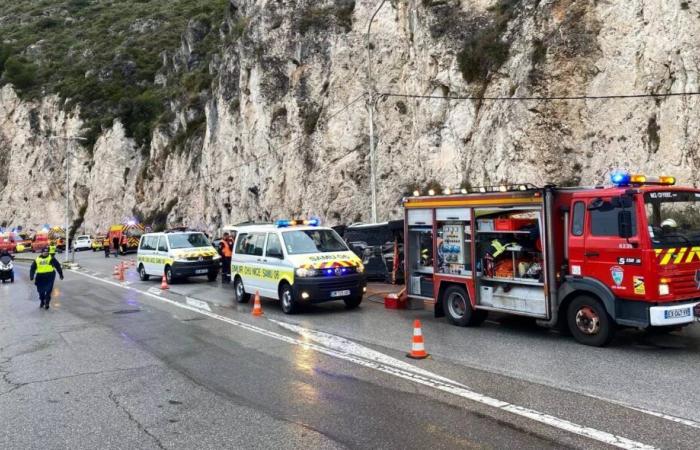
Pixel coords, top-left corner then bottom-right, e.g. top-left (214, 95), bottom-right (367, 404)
top-left (377, 91), bottom-right (700, 101)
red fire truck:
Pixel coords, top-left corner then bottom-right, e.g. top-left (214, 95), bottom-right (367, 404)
top-left (403, 172), bottom-right (700, 346)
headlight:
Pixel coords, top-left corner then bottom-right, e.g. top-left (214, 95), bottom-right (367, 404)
top-left (213, 255), bottom-right (221, 260)
top-left (356, 264), bottom-right (365, 274)
top-left (296, 268), bottom-right (318, 277)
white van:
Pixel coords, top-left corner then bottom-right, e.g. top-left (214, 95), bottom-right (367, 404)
top-left (230, 219), bottom-right (367, 314)
top-left (137, 231), bottom-right (220, 283)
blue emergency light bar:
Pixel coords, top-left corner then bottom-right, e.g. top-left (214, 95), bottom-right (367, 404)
top-left (276, 218), bottom-right (321, 228)
top-left (611, 170), bottom-right (676, 187)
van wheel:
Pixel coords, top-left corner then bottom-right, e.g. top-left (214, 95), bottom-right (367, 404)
top-left (279, 283), bottom-right (298, 314)
top-left (567, 296), bottom-right (615, 347)
top-left (165, 266), bottom-right (174, 284)
top-left (138, 265), bottom-right (149, 282)
top-left (234, 278), bottom-right (250, 303)
top-left (443, 285), bottom-right (486, 326)
top-left (207, 271), bottom-right (218, 282)
top-left (344, 295), bottom-right (363, 310)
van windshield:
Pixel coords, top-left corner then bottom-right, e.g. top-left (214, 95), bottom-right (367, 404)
top-left (645, 191), bottom-right (700, 247)
top-left (168, 233), bottom-right (211, 249)
top-left (282, 230), bottom-right (349, 255)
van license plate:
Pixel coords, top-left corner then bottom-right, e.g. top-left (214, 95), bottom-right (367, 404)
top-left (195, 269), bottom-right (208, 275)
top-left (331, 290), bottom-right (351, 298)
top-left (664, 308), bottom-right (691, 319)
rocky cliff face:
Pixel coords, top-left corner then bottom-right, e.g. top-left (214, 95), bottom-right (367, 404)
top-left (2, 0), bottom-right (700, 233)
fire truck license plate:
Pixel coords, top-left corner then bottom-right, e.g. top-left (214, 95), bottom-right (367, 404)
top-left (664, 308), bottom-right (691, 319)
top-left (195, 269), bottom-right (208, 275)
top-left (331, 290), bottom-right (351, 298)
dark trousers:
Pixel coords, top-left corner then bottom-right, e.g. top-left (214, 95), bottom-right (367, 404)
top-left (221, 257), bottom-right (231, 279)
top-left (35, 273), bottom-right (56, 306)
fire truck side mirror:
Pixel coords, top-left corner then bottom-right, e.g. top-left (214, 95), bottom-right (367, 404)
top-left (618, 210), bottom-right (634, 238)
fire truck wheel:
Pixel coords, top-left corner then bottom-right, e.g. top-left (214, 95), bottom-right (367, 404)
top-left (443, 285), bottom-right (483, 327)
top-left (138, 265), bottom-right (150, 282)
top-left (567, 296), bottom-right (615, 347)
top-left (234, 277), bottom-right (250, 303)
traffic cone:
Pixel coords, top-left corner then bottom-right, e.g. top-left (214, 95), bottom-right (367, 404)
top-left (407, 319), bottom-right (429, 359)
top-left (118, 262), bottom-right (125, 282)
top-left (252, 291), bottom-right (263, 317)
top-left (160, 274), bottom-right (169, 290)
top-left (113, 265), bottom-right (120, 278)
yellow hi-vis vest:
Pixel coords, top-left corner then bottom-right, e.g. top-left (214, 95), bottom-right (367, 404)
top-left (490, 239), bottom-right (513, 258)
top-left (49, 245), bottom-right (57, 255)
top-left (35, 256), bottom-right (55, 274)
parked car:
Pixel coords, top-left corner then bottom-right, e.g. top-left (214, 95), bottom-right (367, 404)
top-left (73, 235), bottom-right (93, 251)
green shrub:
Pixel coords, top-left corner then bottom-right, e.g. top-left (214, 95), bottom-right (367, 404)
top-left (297, 1), bottom-right (355, 34)
top-left (2, 56), bottom-right (38, 90)
top-left (457, 0), bottom-right (520, 83)
top-left (0, 44), bottom-right (12, 75)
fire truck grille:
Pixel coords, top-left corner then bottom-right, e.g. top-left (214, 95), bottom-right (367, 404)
top-left (667, 269), bottom-right (700, 296)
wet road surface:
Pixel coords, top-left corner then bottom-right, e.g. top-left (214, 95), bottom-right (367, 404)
top-left (2, 256), bottom-right (699, 449)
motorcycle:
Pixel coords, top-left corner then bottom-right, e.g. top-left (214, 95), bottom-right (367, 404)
top-left (0, 254), bottom-right (14, 283)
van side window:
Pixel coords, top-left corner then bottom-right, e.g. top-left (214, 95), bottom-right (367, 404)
top-left (236, 233), bottom-right (265, 256)
top-left (251, 234), bottom-right (265, 256)
top-left (590, 206), bottom-right (637, 236)
top-left (571, 202), bottom-right (585, 236)
top-left (157, 237), bottom-right (168, 252)
top-left (235, 233), bottom-right (249, 254)
top-left (142, 236), bottom-right (157, 251)
top-left (139, 238), bottom-right (151, 250)
top-left (265, 234), bottom-right (283, 258)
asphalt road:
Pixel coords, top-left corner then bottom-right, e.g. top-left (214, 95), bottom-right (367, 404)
top-left (2, 252), bottom-right (699, 449)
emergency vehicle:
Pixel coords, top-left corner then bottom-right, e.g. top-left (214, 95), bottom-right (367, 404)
top-left (403, 172), bottom-right (700, 346)
top-left (0, 232), bottom-right (17, 253)
top-left (137, 230), bottom-right (220, 283)
top-left (230, 220), bottom-right (367, 314)
top-left (48, 227), bottom-right (66, 251)
top-left (31, 233), bottom-right (50, 253)
top-left (108, 222), bottom-right (145, 254)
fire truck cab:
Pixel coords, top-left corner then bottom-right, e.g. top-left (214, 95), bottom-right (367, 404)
top-left (403, 173), bottom-right (700, 346)
top-left (108, 222), bottom-right (145, 255)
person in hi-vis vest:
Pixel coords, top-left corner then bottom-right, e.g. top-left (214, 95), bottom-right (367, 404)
top-left (29, 248), bottom-right (64, 309)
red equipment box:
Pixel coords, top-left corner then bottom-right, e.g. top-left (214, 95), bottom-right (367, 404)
top-left (494, 218), bottom-right (535, 231)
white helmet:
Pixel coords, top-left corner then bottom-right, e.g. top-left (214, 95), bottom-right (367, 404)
top-left (661, 218), bottom-right (678, 229)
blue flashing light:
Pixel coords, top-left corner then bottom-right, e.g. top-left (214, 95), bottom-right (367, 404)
top-left (276, 219), bottom-right (291, 228)
top-left (610, 170), bottom-right (631, 186)
top-left (307, 217), bottom-right (320, 227)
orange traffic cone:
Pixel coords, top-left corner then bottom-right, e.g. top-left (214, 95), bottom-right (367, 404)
top-left (407, 319), bottom-right (429, 359)
top-left (252, 291), bottom-right (263, 317)
top-left (118, 262), bottom-right (125, 282)
top-left (160, 274), bottom-right (169, 290)
top-left (113, 265), bottom-right (120, 278)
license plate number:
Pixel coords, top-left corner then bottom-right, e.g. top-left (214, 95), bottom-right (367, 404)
top-left (195, 269), bottom-right (208, 275)
top-left (331, 290), bottom-right (351, 298)
top-left (664, 308), bottom-right (691, 319)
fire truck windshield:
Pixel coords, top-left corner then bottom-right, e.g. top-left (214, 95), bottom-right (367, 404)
top-left (645, 191), bottom-right (700, 247)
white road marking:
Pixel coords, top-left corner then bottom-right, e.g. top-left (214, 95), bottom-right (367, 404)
top-left (148, 287), bottom-right (162, 296)
top-left (186, 297), bottom-right (211, 312)
top-left (70, 269), bottom-right (656, 450)
top-left (588, 394), bottom-right (700, 430)
top-left (269, 319), bottom-right (466, 387)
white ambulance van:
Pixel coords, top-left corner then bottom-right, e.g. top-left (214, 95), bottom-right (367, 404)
top-left (231, 219), bottom-right (367, 314)
top-left (137, 230), bottom-right (220, 283)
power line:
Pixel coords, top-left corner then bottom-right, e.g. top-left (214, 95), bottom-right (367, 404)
top-left (378, 91), bottom-right (700, 102)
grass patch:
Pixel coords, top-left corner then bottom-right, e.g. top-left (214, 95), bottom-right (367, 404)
top-left (0, 0), bottom-right (228, 149)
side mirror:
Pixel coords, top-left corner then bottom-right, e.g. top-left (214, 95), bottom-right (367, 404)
top-left (618, 210), bottom-right (634, 238)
